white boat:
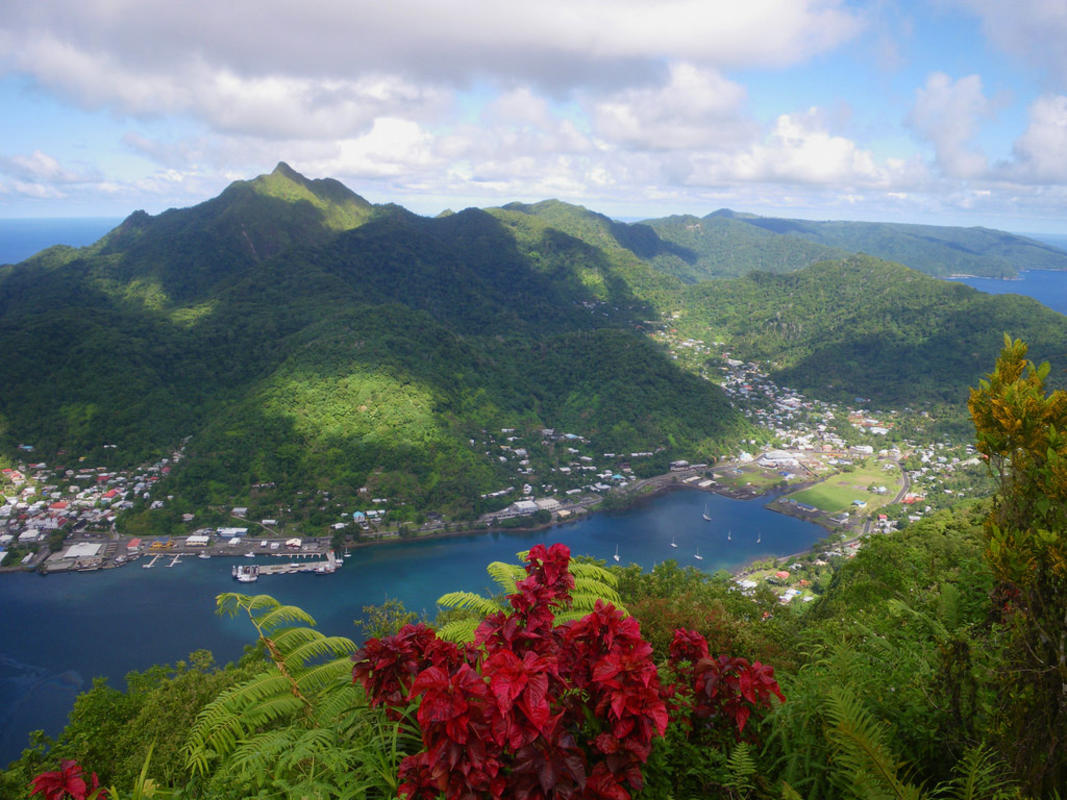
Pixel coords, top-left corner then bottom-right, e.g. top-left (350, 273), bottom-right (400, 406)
top-left (756, 531), bottom-right (761, 544)
top-left (198, 552), bottom-right (211, 559)
top-left (727, 530), bottom-right (732, 542)
top-left (613, 545), bottom-right (620, 562)
top-left (244, 552), bottom-right (255, 558)
top-left (670, 537), bottom-right (678, 549)
top-left (232, 564), bottom-right (259, 583)
top-left (701, 504), bottom-right (712, 522)
top-left (694, 547), bottom-right (703, 561)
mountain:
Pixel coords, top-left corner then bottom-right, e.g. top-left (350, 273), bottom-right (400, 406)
top-left (675, 254), bottom-right (1067, 410)
top-left (5, 165), bottom-right (1067, 523)
top-left (644, 209), bottom-right (1067, 279)
top-left (0, 165), bottom-right (744, 522)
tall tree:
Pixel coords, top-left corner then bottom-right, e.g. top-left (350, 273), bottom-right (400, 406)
top-left (968, 335), bottom-right (1067, 794)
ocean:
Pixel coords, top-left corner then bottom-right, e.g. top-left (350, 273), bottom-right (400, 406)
top-left (0, 218), bottom-right (121, 265)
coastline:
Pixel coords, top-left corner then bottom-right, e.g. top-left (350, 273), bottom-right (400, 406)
top-left (4, 466), bottom-right (852, 579)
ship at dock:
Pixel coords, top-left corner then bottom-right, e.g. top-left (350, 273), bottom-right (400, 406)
top-left (232, 564), bottom-right (259, 582)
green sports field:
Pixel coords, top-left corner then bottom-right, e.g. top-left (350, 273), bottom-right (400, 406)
top-left (787, 459), bottom-right (901, 513)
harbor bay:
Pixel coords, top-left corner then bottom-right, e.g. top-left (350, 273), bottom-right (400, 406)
top-left (0, 487), bottom-right (825, 765)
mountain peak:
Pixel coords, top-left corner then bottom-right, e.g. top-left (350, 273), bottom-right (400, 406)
top-left (272, 161), bottom-right (302, 180)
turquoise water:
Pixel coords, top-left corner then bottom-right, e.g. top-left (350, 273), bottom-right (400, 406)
top-left (0, 488), bottom-right (824, 763)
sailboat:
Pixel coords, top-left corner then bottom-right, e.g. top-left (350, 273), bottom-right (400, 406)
top-left (727, 529), bottom-right (732, 542)
top-left (670, 536), bottom-right (678, 549)
top-left (756, 531), bottom-right (761, 544)
top-left (701, 503), bottom-right (712, 522)
top-left (613, 545), bottom-right (620, 562)
top-left (694, 546), bottom-right (704, 561)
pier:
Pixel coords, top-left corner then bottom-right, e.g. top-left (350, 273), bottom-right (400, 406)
top-left (257, 550), bottom-right (339, 576)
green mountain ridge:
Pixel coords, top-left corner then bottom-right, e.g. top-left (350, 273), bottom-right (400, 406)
top-left (651, 207), bottom-right (1067, 279)
top-left (3, 165), bottom-right (1067, 521)
top-left (0, 167), bottom-right (744, 519)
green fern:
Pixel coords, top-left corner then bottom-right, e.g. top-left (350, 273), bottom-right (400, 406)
top-left (933, 745), bottom-right (1012, 800)
top-left (823, 686), bottom-right (925, 800)
top-left (183, 592), bottom-right (409, 799)
top-left (726, 740), bottom-right (757, 796)
top-left (435, 550), bottom-right (625, 642)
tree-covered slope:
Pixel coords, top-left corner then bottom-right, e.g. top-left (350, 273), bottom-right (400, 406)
top-left (0, 167), bottom-right (745, 516)
top-left (643, 213), bottom-right (850, 280)
top-left (676, 254), bottom-right (1067, 407)
top-left (647, 208), bottom-right (1067, 278)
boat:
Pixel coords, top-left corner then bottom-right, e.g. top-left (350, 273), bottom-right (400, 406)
top-left (243, 551), bottom-right (255, 558)
top-left (701, 504), bottom-right (712, 522)
top-left (198, 552), bottom-right (211, 559)
top-left (756, 531), bottom-right (761, 544)
top-left (232, 564), bottom-right (259, 583)
top-left (694, 547), bottom-right (704, 561)
top-left (670, 536), bottom-right (678, 549)
top-left (613, 545), bottom-right (620, 563)
top-left (727, 530), bottom-right (732, 542)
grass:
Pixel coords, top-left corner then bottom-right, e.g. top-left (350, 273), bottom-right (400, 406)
top-left (786, 458), bottom-right (901, 514)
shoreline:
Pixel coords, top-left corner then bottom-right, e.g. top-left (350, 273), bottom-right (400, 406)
top-left (4, 467), bottom-right (855, 579)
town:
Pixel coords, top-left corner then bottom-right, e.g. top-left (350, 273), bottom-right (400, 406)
top-left (1, 328), bottom-right (992, 606)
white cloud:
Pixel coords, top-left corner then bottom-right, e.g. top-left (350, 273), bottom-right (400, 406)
top-left (1009, 94), bottom-right (1067, 182)
top-left (0, 150), bottom-right (90, 183)
top-left (592, 63), bottom-right (753, 150)
top-left (956, 0), bottom-right (1067, 88)
top-left (686, 109), bottom-right (895, 188)
top-left (906, 73), bottom-right (991, 179)
top-left (1, 0), bottom-right (862, 137)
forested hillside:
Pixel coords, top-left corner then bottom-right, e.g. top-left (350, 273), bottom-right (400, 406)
top-left (0, 165), bottom-right (744, 519)
top-left (645, 208), bottom-right (1067, 279)
top-left (6, 338), bottom-right (1064, 797)
top-left (3, 165), bottom-right (1067, 521)
top-left (674, 254), bottom-right (1067, 415)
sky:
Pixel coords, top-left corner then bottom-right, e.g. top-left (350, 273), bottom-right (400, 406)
top-left (2, 1), bottom-right (1067, 233)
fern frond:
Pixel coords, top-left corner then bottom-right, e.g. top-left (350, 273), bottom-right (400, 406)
top-left (569, 560), bottom-right (619, 587)
top-left (726, 740), bottom-right (757, 793)
top-left (270, 625), bottom-right (323, 655)
top-left (256, 603), bottom-right (318, 634)
top-left (933, 745), bottom-right (1011, 800)
top-left (486, 561), bottom-right (525, 593)
top-left (215, 592), bottom-right (276, 618)
top-left (293, 656), bottom-right (358, 695)
top-left (824, 686), bottom-right (923, 800)
top-left (437, 590), bottom-right (505, 616)
top-left (436, 617), bottom-right (483, 643)
top-left (284, 635), bottom-right (358, 671)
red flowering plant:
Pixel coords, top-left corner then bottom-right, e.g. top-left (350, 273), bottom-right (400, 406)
top-left (663, 628), bottom-right (785, 745)
top-left (353, 543), bottom-right (785, 800)
top-left (353, 543), bottom-right (668, 800)
top-left (30, 760), bottom-right (107, 800)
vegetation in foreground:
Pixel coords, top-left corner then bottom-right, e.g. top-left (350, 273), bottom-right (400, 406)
top-left (5, 338), bottom-right (1065, 799)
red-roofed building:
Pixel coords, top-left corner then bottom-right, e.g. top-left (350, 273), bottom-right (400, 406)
top-left (103, 489), bottom-right (120, 499)
top-left (49, 501), bottom-right (68, 510)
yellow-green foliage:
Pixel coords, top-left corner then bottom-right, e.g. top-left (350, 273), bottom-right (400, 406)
top-left (261, 367), bottom-right (442, 447)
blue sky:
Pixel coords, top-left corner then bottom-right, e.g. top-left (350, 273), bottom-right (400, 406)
top-left (2, 0), bottom-right (1067, 232)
